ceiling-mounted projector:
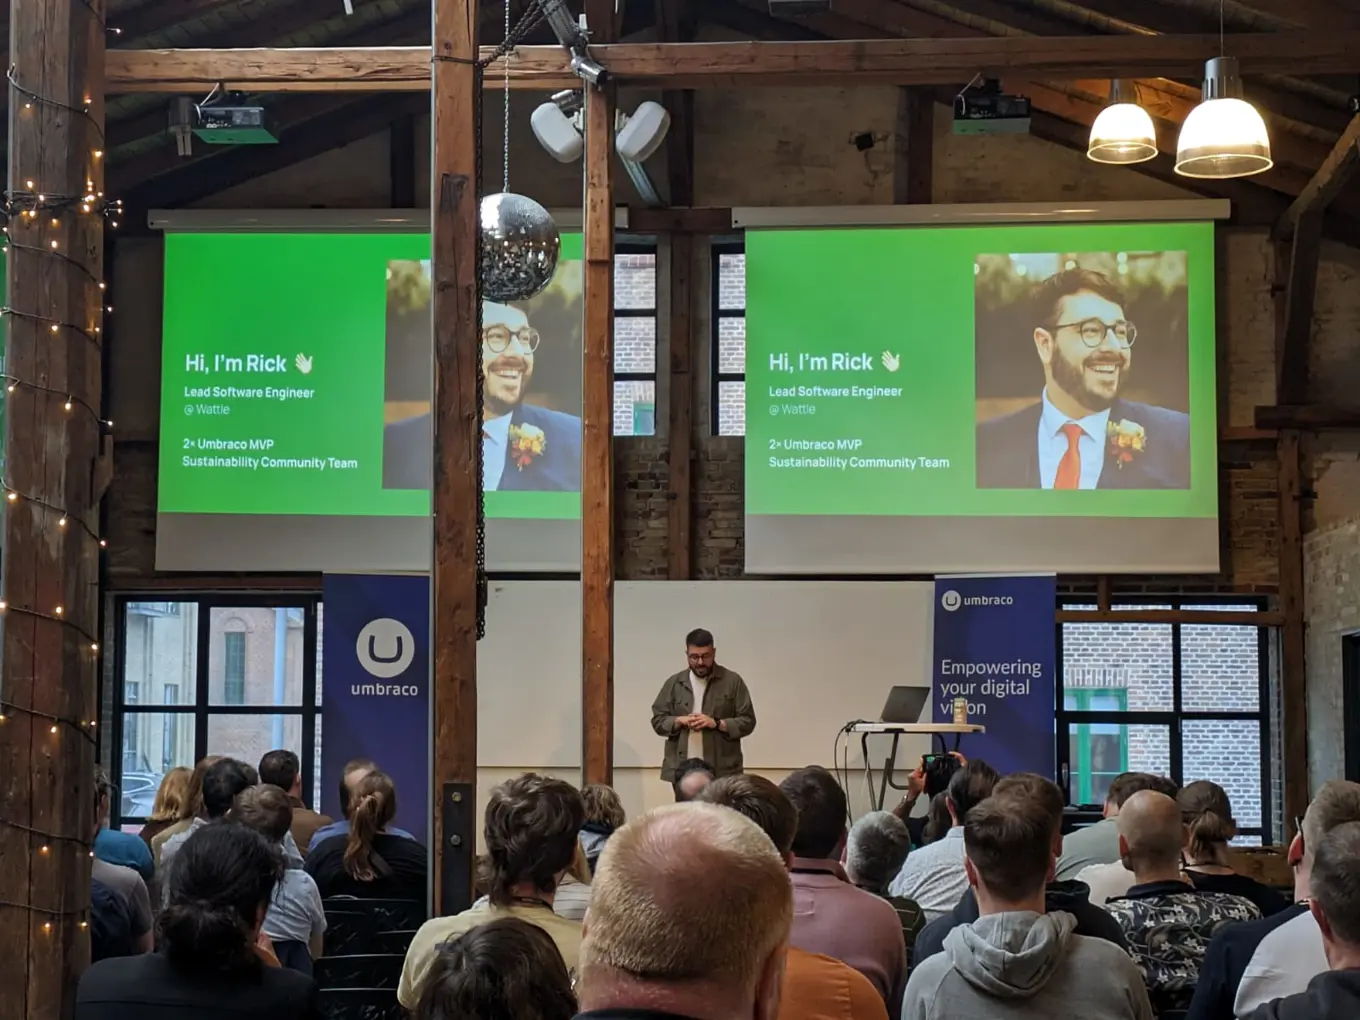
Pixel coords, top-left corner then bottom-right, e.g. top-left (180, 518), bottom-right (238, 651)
top-left (954, 78), bottom-right (1031, 135)
top-left (193, 91), bottom-right (277, 145)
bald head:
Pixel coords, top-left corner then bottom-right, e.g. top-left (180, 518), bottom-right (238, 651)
top-left (580, 802), bottom-right (792, 1009)
top-left (1118, 790), bottom-right (1186, 872)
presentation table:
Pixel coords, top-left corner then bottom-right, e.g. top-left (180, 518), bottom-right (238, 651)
top-left (847, 722), bottom-right (987, 812)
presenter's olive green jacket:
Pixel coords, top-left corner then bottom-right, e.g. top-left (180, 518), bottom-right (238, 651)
top-left (650, 665), bottom-right (756, 780)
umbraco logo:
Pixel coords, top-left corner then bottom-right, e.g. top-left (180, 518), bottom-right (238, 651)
top-left (942, 591), bottom-right (1016, 610)
top-left (356, 618), bottom-right (415, 679)
top-left (941, 590), bottom-right (962, 612)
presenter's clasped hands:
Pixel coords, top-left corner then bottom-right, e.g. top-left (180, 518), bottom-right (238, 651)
top-left (676, 713), bottom-right (724, 732)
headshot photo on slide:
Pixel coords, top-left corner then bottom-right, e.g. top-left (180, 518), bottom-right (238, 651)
top-left (973, 250), bottom-right (1191, 492)
top-left (380, 258), bottom-right (584, 492)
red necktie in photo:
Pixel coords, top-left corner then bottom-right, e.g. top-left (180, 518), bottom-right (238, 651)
top-left (1054, 422), bottom-right (1084, 490)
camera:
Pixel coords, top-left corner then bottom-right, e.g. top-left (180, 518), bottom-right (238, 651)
top-left (922, 753), bottom-right (961, 797)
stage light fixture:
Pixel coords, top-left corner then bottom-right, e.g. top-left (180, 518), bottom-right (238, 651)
top-left (1087, 80), bottom-right (1157, 165)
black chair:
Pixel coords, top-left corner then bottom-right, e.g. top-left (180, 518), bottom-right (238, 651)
top-left (322, 899), bottom-right (426, 956)
top-left (314, 953), bottom-right (405, 992)
top-left (316, 988), bottom-right (404, 1020)
top-left (368, 928), bottom-right (420, 955)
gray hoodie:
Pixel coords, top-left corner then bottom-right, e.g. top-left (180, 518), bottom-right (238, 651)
top-left (901, 910), bottom-right (1155, 1020)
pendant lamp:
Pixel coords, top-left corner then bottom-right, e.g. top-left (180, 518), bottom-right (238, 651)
top-left (1175, 56), bottom-right (1273, 179)
top-left (1088, 79), bottom-right (1157, 165)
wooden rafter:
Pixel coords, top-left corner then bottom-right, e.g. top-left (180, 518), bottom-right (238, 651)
top-left (102, 31), bottom-right (1360, 92)
top-left (1278, 115), bottom-right (1360, 239)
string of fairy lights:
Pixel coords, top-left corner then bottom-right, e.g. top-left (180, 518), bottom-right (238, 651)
top-left (0, 16), bottom-right (125, 938)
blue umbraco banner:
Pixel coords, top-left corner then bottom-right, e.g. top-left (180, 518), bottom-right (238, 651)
top-left (322, 574), bottom-right (429, 842)
top-left (932, 574), bottom-right (1057, 778)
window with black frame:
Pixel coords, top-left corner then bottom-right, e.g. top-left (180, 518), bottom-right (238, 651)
top-left (614, 244), bottom-right (658, 436)
top-left (711, 241), bottom-right (746, 436)
top-left (113, 596), bottom-right (320, 828)
top-left (1058, 599), bottom-right (1274, 843)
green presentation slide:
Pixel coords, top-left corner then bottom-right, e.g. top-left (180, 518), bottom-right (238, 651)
top-left (158, 231), bottom-right (584, 519)
top-left (745, 221), bottom-right (1217, 517)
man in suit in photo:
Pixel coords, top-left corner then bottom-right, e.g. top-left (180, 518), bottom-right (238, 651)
top-left (976, 267), bottom-right (1190, 490)
top-left (383, 300), bottom-right (582, 491)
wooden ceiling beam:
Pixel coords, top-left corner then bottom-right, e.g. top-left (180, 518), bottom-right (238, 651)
top-left (109, 0), bottom-right (245, 43)
top-left (103, 32), bottom-right (1360, 92)
top-left (1233, 0), bottom-right (1360, 31)
top-left (1278, 115), bottom-right (1360, 239)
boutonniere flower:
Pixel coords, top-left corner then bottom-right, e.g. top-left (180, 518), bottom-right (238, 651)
top-left (508, 423), bottom-right (546, 470)
top-left (1106, 418), bottom-right (1146, 468)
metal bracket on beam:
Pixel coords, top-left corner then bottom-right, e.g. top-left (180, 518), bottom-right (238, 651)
top-left (439, 782), bottom-right (475, 917)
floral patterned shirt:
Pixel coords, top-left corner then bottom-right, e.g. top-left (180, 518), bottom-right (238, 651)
top-left (1105, 879), bottom-right (1261, 1015)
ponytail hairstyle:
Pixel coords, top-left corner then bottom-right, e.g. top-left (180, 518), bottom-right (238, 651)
top-left (344, 769), bottom-right (397, 882)
top-left (1178, 780), bottom-right (1237, 864)
top-left (158, 822), bottom-right (284, 975)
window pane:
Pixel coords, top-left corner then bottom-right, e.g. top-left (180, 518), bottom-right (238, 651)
top-left (1182, 719), bottom-right (1263, 829)
top-left (313, 714), bottom-right (324, 811)
top-left (718, 316), bottom-right (745, 375)
top-left (614, 252), bottom-right (656, 310)
top-left (1061, 619), bottom-right (1173, 711)
top-left (1067, 722), bottom-right (1170, 805)
top-left (614, 380), bottom-right (656, 437)
top-left (717, 253), bottom-right (746, 310)
top-left (718, 380), bottom-right (745, 436)
top-left (1182, 624), bottom-right (1260, 712)
top-left (614, 316), bottom-right (656, 374)
top-left (119, 711), bottom-right (196, 818)
top-left (122, 601), bottom-right (199, 706)
top-left (208, 607), bottom-right (306, 707)
top-left (207, 714), bottom-right (305, 776)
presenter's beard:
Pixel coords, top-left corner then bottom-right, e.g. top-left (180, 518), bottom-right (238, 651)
top-left (1051, 348), bottom-right (1127, 413)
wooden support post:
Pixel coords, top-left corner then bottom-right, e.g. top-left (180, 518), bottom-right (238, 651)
top-left (892, 87), bottom-right (934, 205)
top-left (1275, 215), bottom-right (1321, 408)
top-left (582, 83), bottom-right (616, 785)
top-left (430, 0), bottom-right (478, 915)
top-left (1278, 429), bottom-right (1308, 834)
top-left (0, 0), bottom-right (105, 1015)
top-left (667, 233), bottom-right (694, 580)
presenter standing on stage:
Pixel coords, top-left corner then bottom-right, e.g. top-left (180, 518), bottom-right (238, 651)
top-left (650, 628), bottom-right (756, 783)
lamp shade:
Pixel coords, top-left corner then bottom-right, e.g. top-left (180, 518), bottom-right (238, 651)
top-left (1175, 57), bottom-right (1273, 179)
top-left (1088, 102), bottom-right (1158, 164)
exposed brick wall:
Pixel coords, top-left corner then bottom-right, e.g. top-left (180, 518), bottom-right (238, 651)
top-left (1303, 516), bottom-right (1360, 790)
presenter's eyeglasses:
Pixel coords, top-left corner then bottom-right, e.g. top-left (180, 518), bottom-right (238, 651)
top-left (483, 325), bottom-right (541, 354)
top-left (1050, 318), bottom-right (1137, 348)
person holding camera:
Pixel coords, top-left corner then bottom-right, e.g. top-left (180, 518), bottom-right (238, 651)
top-left (892, 752), bottom-right (965, 848)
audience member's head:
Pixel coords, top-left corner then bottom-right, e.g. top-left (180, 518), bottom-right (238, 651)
top-left (231, 783), bottom-right (294, 846)
top-left (257, 749), bottom-right (303, 798)
top-left (159, 822), bottom-right (285, 974)
top-left (202, 758), bottom-right (256, 820)
top-left (1117, 790), bottom-right (1186, 880)
top-left (780, 766), bottom-right (848, 860)
top-left (337, 756), bottom-right (379, 820)
top-left (93, 765), bottom-right (114, 836)
top-left (415, 917), bottom-right (577, 1020)
top-left (1177, 780), bottom-right (1237, 865)
top-left (673, 758), bottom-right (716, 802)
top-left (1308, 821), bottom-right (1360, 970)
top-left (1105, 772), bottom-right (1179, 817)
top-left (344, 768), bottom-right (398, 882)
top-left (699, 773), bottom-right (798, 863)
top-left (149, 766), bottom-right (193, 824)
top-left (923, 791), bottom-right (952, 844)
top-left (181, 755), bottom-right (224, 821)
top-left (484, 773), bottom-right (584, 906)
top-left (581, 783), bottom-right (626, 832)
top-left (1299, 780), bottom-right (1360, 897)
top-left (579, 803), bottom-right (791, 1020)
top-left (963, 792), bottom-right (1056, 910)
top-left (945, 759), bottom-right (1000, 828)
top-left (994, 772), bottom-right (1066, 855)
top-left (845, 811), bottom-right (911, 898)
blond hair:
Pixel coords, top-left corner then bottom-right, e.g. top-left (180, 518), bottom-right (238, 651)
top-left (1303, 780), bottom-right (1360, 858)
top-left (149, 766), bottom-right (193, 823)
top-left (582, 802), bottom-right (791, 995)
